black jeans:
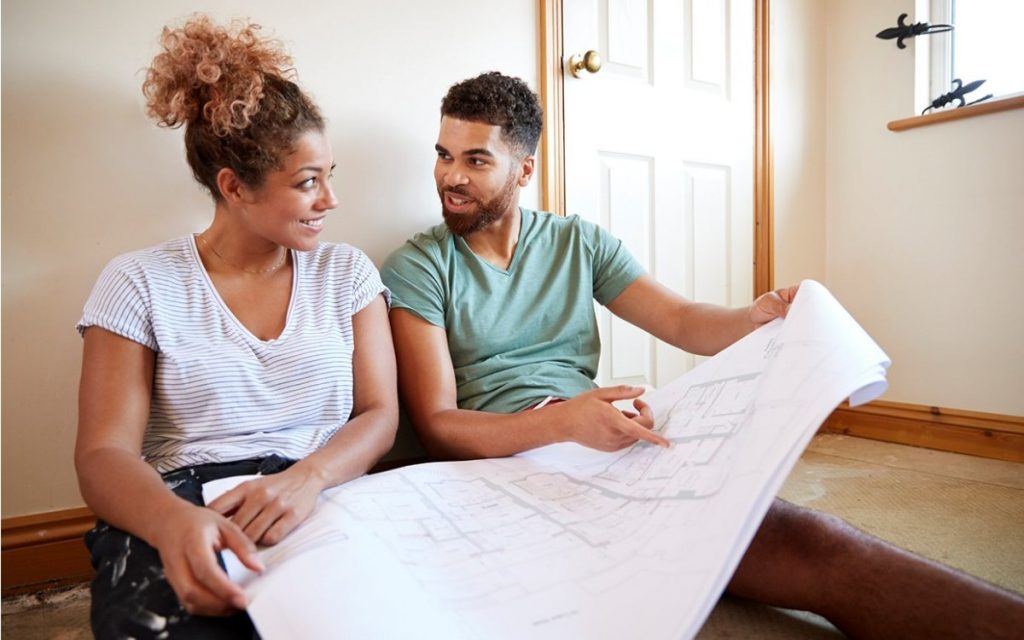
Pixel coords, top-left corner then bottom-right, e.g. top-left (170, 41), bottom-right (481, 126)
top-left (86, 455), bottom-right (294, 640)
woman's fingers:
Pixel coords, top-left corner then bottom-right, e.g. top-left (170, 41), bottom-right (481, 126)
top-left (218, 519), bottom-right (265, 574)
top-left (184, 540), bottom-right (248, 612)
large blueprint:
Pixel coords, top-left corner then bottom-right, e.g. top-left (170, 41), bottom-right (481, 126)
top-left (204, 280), bottom-right (890, 639)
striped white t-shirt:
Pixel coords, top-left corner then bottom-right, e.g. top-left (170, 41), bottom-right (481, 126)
top-left (77, 235), bottom-right (389, 474)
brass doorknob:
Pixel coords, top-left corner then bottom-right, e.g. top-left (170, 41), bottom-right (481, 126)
top-left (568, 50), bottom-right (602, 78)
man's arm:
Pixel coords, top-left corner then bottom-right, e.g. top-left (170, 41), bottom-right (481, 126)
top-left (606, 275), bottom-right (797, 356)
top-left (389, 308), bottom-right (668, 460)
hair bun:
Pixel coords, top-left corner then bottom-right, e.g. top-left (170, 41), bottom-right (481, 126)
top-left (143, 15), bottom-right (294, 136)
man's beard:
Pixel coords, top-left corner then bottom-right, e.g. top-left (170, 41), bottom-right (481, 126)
top-left (441, 171), bottom-right (517, 237)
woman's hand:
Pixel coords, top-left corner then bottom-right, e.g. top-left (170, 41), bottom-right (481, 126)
top-left (206, 466), bottom-right (326, 546)
top-left (150, 502), bottom-right (264, 616)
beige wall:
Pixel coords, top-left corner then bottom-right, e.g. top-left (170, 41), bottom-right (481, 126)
top-left (773, 0), bottom-right (1024, 416)
top-left (1, 0), bottom-right (538, 518)
top-left (771, 0), bottom-right (828, 286)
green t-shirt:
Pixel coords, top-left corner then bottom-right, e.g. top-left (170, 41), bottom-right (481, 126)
top-left (381, 208), bottom-right (645, 414)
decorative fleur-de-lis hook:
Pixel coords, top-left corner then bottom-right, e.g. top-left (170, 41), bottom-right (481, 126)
top-left (922, 79), bottom-right (994, 115)
top-left (876, 13), bottom-right (954, 49)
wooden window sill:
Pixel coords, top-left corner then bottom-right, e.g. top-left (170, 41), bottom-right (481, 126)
top-left (888, 94), bottom-right (1024, 131)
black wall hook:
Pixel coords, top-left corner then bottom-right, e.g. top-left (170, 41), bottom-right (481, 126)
top-left (922, 79), bottom-right (993, 114)
top-left (876, 13), bottom-right (954, 49)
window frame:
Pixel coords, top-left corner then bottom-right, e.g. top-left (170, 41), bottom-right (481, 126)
top-left (892, 0), bottom-right (1024, 131)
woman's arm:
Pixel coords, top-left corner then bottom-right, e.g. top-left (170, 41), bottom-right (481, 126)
top-left (208, 294), bottom-right (399, 544)
top-left (76, 327), bottom-right (263, 615)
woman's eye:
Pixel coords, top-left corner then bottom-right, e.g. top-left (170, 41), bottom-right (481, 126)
top-left (298, 177), bottom-right (317, 189)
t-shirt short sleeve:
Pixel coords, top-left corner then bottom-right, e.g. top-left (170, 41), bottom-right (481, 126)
top-left (586, 222), bottom-right (647, 306)
top-left (348, 248), bottom-right (391, 315)
top-left (381, 243), bottom-right (447, 328)
top-left (76, 255), bottom-right (158, 350)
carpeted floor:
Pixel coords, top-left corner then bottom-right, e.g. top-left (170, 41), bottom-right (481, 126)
top-left (4, 434), bottom-right (1022, 639)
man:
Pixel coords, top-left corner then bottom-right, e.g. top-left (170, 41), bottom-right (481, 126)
top-left (381, 71), bottom-right (1023, 638)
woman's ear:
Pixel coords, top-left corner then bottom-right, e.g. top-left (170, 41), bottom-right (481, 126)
top-left (215, 167), bottom-right (252, 204)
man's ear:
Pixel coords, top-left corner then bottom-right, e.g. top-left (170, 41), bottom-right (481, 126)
top-left (518, 155), bottom-right (536, 187)
top-left (215, 167), bottom-right (253, 204)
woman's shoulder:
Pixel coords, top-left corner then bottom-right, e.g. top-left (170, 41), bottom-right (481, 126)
top-left (300, 241), bottom-right (379, 280)
top-left (303, 240), bottom-right (372, 265)
top-left (98, 236), bottom-right (196, 280)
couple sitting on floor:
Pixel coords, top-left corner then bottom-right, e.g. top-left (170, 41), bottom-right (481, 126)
top-left (75, 15), bottom-right (1024, 640)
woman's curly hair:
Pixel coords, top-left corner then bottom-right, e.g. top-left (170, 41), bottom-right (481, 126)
top-left (441, 72), bottom-right (543, 157)
top-left (142, 15), bottom-right (323, 197)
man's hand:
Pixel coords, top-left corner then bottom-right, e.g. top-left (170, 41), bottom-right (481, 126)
top-left (206, 466), bottom-right (326, 546)
top-left (551, 386), bottom-right (671, 452)
top-left (749, 284), bottom-right (800, 326)
top-left (151, 503), bottom-right (264, 616)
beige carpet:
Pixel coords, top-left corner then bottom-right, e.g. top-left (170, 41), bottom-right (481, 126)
top-left (4, 434), bottom-right (1022, 639)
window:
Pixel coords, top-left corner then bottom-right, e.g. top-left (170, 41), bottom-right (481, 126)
top-left (917, 0), bottom-right (1024, 114)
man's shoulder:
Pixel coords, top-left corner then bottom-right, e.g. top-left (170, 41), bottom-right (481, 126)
top-left (525, 208), bottom-right (595, 235)
top-left (523, 208), bottom-right (606, 255)
top-left (382, 222), bottom-right (452, 277)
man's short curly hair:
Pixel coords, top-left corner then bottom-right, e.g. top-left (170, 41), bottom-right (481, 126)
top-left (441, 72), bottom-right (543, 156)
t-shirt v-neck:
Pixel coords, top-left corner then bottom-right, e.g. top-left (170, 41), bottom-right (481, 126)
top-left (455, 208), bottom-right (528, 276)
top-left (188, 234), bottom-right (298, 345)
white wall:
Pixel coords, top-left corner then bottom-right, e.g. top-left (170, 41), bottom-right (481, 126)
top-left (771, 0), bottom-right (827, 286)
top-left (773, 0), bottom-right (1024, 417)
top-left (1, 0), bottom-right (538, 518)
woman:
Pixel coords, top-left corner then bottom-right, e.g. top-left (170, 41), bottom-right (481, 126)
top-left (75, 16), bottom-right (397, 638)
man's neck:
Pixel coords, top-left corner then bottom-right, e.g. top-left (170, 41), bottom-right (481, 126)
top-left (464, 207), bottom-right (522, 270)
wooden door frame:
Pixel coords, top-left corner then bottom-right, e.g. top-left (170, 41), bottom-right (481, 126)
top-left (538, 0), bottom-right (773, 297)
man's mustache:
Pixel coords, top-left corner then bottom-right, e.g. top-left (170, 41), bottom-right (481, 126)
top-left (443, 186), bottom-right (474, 199)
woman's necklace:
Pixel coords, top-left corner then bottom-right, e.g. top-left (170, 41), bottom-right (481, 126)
top-left (197, 233), bottom-right (288, 275)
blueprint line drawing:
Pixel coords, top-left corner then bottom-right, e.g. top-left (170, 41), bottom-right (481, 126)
top-left (204, 279), bottom-right (890, 640)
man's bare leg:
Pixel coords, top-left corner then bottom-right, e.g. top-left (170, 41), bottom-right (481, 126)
top-left (727, 499), bottom-right (1024, 639)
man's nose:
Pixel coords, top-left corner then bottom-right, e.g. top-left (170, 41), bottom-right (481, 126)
top-left (443, 167), bottom-right (469, 187)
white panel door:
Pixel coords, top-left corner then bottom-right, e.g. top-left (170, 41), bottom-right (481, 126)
top-left (563, 0), bottom-right (754, 387)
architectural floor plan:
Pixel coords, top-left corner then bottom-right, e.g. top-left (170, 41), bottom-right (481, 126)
top-left (205, 280), bottom-right (890, 639)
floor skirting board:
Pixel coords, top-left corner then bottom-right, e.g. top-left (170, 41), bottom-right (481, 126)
top-left (2, 507), bottom-right (95, 597)
top-left (823, 400), bottom-right (1024, 463)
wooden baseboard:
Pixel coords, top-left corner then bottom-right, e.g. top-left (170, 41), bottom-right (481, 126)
top-left (823, 400), bottom-right (1024, 463)
top-left (4, 410), bottom-right (1020, 597)
top-left (1, 507), bottom-right (95, 597)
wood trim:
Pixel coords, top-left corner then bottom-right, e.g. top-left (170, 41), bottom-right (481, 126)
top-left (888, 94), bottom-right (1024, 132)
top-left (823, 400), bottom-right (1024, 463)
top-left (2, 507), bottom-right (95, 550)
top-left (2, 507), bottom-right (95, 597)
top-left (753, 0), bottom-right (773, 297)
top-left (538, 0), bottom-right (566, 215)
